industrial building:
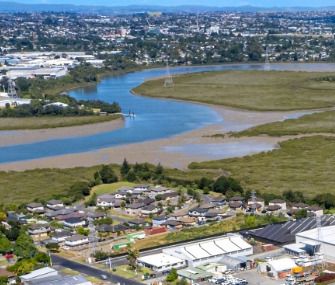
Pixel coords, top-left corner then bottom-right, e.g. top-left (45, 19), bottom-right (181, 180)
top-left (162, 234), bottom-right (253, 267)
top-left (247, 215), bottom-right (335, 244)
top-left (137, 253), bottom-right (186, 273)
top-left (296, 225), bottom-right (335, 262)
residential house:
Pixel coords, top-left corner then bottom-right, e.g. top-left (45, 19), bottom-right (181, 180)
top-left (141, 204), bottom-right (160, 216)
top-left (128, 219), bottom-right (151, 229)
top-left (162, 220), bottom-right (183, 230)
top-left (269, 199), bottom-right (287, 211)
top-left (65, 235), bottom-right (89, 247)
top-left (46, 200), bottom-right (64, 210)
top-left (28, 224), bottom-right (50, 240)
top-left (26, 203), bottom-right (45, 214)
top-left (228, 201), bottom-right (243, 211)
top-left (51, 230), bottom-right (72, 244)
top-left (247, 197), bottom-right (265, 208)
top-left (96, 194), bottom-right (115, 208)
top-left (7, 212), bottom-right (27, 224)
top-left (308, 206), bottom-right (324, 217)
top-left (125, 202), bottom-right (145, 215)
top-left (152, 216), bottom-right (168, 227)
top-left (188, 207), bottom-right (208, 217)
top-left (63, 217), bottom-right (87, 228)
top-left (266, 204), bottom-right (282, 215)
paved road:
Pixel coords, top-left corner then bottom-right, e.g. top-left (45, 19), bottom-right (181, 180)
top-left (52, 254), bottom-right (143, 285)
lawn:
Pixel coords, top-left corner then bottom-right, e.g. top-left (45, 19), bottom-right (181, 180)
top-left (133, 70), bottom-right (335, 111)
top-left (0, 114), bottom-right (121, 130)
top-left (189, 136), bottom-right (335, 196)
top-left (236, 110), bottom-right (335, 137)
top-left (90, 182), bottom-right (135, 197)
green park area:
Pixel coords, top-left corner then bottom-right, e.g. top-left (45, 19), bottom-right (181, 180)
top-left (133, 70), bottom-right (335, 111)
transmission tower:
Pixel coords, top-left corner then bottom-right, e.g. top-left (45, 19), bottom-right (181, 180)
top-left (264, 46), bottom-right (271, 71)
top-left (251, 191), bottom-right (256, 214)
top-left (87, 218), bottom-right (98, 264)
top-left (7, 79), bottom-right (17, 98)
top-left (164, 61), bottom-right (174, 88)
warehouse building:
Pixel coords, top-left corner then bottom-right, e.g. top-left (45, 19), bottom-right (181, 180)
top-left (163, 234), bottom-right (253, 267)
top-left (247, 215), bottom-right (335, 244)
top-left (137, 253), bottom-right (186, 273)
top-left (296, 225), bottom-right (335, 262)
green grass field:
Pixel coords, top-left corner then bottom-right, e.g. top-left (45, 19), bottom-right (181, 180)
top-left (88, 182), bottom-right (135, 201)
top-left (0, 166), bottom-right (101, 205)
top-left (189, 136), bottom-right (335, 196)
top-left (133, 70), bottom-right (335, 111)
top-left (236, 110), bottom-right (335, 137)
top-left (0, 114), bottom-right (121, 130)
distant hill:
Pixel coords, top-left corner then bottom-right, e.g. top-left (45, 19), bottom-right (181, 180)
top-left (0, 1), bottom-right (334, 14)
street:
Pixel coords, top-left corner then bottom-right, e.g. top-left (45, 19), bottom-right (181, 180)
top-left (52, 254), bottom-right (143, 285)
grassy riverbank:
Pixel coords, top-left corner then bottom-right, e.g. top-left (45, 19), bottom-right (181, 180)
top-left (0, 114), bottom-right (121, 130)
top-left (190, 136), bottom-right (335, 196)
top-left (236, 110), bottom-right (335, 137)
top-left (133, 70), bottom-right (335, 111)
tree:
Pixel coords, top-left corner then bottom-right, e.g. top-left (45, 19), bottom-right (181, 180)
top-left (154, 163), bottom-right (164, 175)
top-left (0, 234), bottom-right (12, 253)
top-left (166, 268), bottom-right (178, 282)
top-left (93, 250), bottom-right (109, 261)
top-left (46, 243), bottom-right (60, 253)
top-left (8, 258), bottom-right (37, 275)
top-left (126, 169), bottom-right (137, 182)
top-left (121, 159), bottom-right (130, 177)
top-left (127, 246), bottom-right (139, 270)
top-left (295, 209), bottom-right (308, 219)
top-left (0, 277), bottom-right (8, 285)
top-left (76, 226), bottom-right (90, 236)
top-left (93, 171), bottom-right (102, 185)
top-left (99, 165), bottom-right (118, 184)
top-left (14, 231), bottom-right (37, 259)
top-left (70, 181), bottom-right (91, 197)
top-left (34, 252), bottom-right (50, 265)
top-left (0, 212), bottom-right (6, 222)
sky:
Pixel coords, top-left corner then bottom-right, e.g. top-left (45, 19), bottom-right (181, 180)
top-left (3, 0), bottom-right (335, 7)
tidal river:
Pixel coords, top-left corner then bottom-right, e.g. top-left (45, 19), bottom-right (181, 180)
top-left (0, 63), bottom-right (335, 164)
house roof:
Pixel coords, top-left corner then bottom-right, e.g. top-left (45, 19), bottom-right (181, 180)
top-left (64, 217), bottom-right (86, 224)
top-left (229, 201), bottom-right (243, 208)
top-left (270, 199), bottom-right (286, 204)
top-left (20, 267), bottom-right (57, 281)
top-left (27, 202), bottom-right (43, 208)
top-left (24, 274), bottom-right (90, 285)
top-left (47, 200), bottom-right (63, 205)
top-left (66, 235), bottom-right (88, 242)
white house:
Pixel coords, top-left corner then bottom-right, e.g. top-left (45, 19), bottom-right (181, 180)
top-left (65, 235), bottom-right (89, 247)
top-left (269, 199), bottom-right (287, 211)
top-left (26, 203), bottom-right (45, 213)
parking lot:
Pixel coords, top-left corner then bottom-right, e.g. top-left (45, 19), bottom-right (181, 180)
top-left (235, 270), bottom-right (284, 285)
